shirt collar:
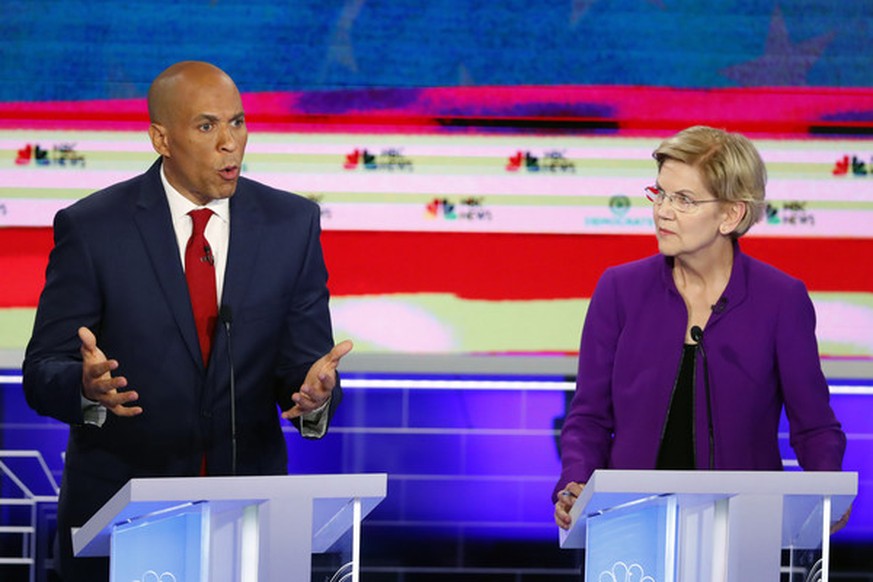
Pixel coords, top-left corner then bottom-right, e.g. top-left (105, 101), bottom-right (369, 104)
top-left (160, 162), bottom-right (230, 225)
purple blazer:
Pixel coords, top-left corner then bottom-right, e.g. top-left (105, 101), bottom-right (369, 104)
top-left (554, 244), bottom-right (845, 497)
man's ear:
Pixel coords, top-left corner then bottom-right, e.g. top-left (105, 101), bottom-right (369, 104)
top-left (148, 123), bottom-right (169, 157)
top-left (720, 201), bottom-right (747, 235)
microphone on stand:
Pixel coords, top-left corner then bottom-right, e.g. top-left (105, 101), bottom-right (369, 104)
top-left (202, 243), bottom-right (215, 266)
top-left (219, 305), bottom-right (237, 476)
top-left (691, 325), bottom-right (715, 470)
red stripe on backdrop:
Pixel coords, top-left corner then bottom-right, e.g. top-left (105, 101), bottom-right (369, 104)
top-left (0, 228), bottom-right (54, 307)
top-left (3, 86), bottom-right (873, 135)
top-left (2, 228), bottom-right (872, 307)
top-left (320, 232), bottom-right (873, 299)
top-left (320, 231), bottom-right (660, 299)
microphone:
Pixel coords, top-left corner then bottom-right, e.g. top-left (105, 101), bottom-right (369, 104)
top-left (691, 325), bottom-right (715, 470)
top-left (219, 305), bottom-right (237, 476)
top-left (202, 243), bottom-right (215, 266)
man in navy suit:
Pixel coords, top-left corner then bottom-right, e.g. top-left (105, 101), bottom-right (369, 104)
top-left (23, 61), bottom-right (352, 581)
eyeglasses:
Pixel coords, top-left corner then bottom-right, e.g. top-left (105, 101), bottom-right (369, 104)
top-left (644, 185), bottom-right (721, 214)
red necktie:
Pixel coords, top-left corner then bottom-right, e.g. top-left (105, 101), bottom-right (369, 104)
top-left (185, 208), bottom-right (218, 366)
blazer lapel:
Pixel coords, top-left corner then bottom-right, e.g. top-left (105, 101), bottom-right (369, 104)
top-left (133, 160), bottom-right (203, 368)
top-left (220, 180), bottom-right (264, 315)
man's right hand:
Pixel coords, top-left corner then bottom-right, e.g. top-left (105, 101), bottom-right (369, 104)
top-left (79, 327), bottom-right (142, 417)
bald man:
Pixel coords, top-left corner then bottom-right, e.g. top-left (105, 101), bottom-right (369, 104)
top-left (23, 61), bottom-right (351, 581)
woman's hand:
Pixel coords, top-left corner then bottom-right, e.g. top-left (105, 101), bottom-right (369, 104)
top-left (554, 482), bottom-right (585, 530)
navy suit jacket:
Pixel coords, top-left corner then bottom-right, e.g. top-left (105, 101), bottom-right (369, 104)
top-left (23, 159), bottom-right (339, 529)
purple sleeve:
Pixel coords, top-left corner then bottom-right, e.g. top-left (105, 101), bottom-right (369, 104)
top-left (778, 279), bottom-right (846, 471)
top-left (553, 269), bottom-right (621, 500)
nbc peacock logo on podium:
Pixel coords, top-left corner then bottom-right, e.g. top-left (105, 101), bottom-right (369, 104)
top-left (598, 561), bottom-right (656, 582)
top-left (133, 571), bottom-right (177, 582)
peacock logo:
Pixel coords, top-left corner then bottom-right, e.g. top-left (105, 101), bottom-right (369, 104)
top-left (598, 561), bottom-right (655, 582)
top-left (135, 571), bottom-right (177, 582)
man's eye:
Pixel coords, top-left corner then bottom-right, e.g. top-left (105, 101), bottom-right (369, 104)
top-left (199, 123), bottom-right (213, 132)
top-left (232, 118), bottom-right (245, 128)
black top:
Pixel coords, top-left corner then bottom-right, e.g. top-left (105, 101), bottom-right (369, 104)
top-left (656, 344), bottom-right (696, 470)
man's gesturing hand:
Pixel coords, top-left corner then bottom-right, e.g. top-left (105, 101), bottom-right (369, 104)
top-left (79, 327), bottom-right (142, 417)
top-left (282, 340), bottom-right (354, 420)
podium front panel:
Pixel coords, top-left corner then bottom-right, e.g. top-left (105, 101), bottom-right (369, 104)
top-left (585, 495), bottom-right (677, 582)
top-left (110, 502), bottom-right (208, 582)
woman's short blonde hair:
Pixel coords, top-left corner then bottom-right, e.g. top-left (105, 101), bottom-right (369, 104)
top-left (653, 125), bottom-right (767, 237)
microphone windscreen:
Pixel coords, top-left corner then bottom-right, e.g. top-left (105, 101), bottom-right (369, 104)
top-left (219, 305), bottom-right (233, 325)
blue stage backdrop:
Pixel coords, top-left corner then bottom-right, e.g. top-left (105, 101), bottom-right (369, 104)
top-left (2, 1), bottom-right (872, 100)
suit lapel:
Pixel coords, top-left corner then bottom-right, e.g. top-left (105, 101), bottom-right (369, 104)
top-left (221, 180), bottom-right (264, 316)
top-left (133, 160), bottom-right (204, 368)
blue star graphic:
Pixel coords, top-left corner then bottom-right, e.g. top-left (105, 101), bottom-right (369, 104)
top-left (319, 0), bottom-right (366, 81)
top-left (570, 0), bottom-right (598, 28)
top-left (571, 0), bottom-right (665, 28)
top-left (721, 4), bottom-right (835, 86)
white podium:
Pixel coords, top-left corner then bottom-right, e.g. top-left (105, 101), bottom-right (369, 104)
top-left (71, 473), bottom-right (387, 582)
top-left (560, 470), bottom-right (857, 582)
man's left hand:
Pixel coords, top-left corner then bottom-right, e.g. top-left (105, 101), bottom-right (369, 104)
top-left (282, 340), bottom-right (354, 419)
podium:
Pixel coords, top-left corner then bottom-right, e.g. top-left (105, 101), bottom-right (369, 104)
top-left (559, 470), bottom-right (857, 582)
top-left (71, 473), bottom-right (387, 582)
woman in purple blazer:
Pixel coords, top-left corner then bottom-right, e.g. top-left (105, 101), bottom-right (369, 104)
top-left (554, 126), bottom-right (846, 529)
